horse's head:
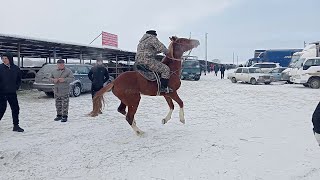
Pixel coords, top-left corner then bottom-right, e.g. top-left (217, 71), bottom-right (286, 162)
top-left (167, 36), bottom-right (200, 61)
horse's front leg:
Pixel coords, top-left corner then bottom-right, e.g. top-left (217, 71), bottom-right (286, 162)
top-left (170, 92), bottom-right (185, 124)
top-left (162, 96), bottom-right (174, 124)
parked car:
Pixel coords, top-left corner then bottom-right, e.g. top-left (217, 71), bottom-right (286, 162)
top-left (227, 67), bottom-right (274, 85)
top-left (251, 62), bottom-right (280, 73)
top-left (33, 64), bottom-right (93, 97)
top-left (268, 67), bottom-right (287, 81)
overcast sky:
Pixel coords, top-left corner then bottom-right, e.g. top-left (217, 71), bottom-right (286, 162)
top-left (1, 0), bottom-right (319, 64)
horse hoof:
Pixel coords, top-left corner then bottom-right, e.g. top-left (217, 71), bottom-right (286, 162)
top-left (162, 119), bottom-right (167, 124)
top-left (180, 119), bottom-right (185, 124)
top-left (136, 131), bottom-right (145, 136)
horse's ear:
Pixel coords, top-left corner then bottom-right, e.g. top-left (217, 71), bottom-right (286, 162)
top-left (171, 36), bottom-right (177, 41)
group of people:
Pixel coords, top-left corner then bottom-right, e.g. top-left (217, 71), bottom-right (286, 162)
top-left (213, 65), bottom-right (226, 79)
top-left (0, 53), bottom-right (110, 131)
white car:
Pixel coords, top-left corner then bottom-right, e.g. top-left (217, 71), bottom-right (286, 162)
top-left (227, 67), bottom-right (274, 85)
top-left (251, 62), bottom-right (280, 73)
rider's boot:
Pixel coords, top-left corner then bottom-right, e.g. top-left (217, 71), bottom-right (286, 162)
top-left (160, 78), bottom-right (173, 93)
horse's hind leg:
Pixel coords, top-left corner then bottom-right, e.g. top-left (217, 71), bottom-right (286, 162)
top-left (117, 102), bottom-right (126, 115)
top-left (162, 96), bottom-right (174, 124)
top-left (170, 92), bottom-right (185, 124)
top-left (125, 95), bottom-right (144, 135)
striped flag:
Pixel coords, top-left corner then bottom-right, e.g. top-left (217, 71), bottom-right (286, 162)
top-left (102, 31), bottom-right (118, 47)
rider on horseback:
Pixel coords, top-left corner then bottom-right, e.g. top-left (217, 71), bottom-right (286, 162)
top-left (135, 30), bottom-right (172, 93)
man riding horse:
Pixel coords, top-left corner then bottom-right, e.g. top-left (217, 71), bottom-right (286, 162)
top-left (135, 30), bottom-right (172, 93)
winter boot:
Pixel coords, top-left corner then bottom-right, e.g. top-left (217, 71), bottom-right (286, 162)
top-left (54, 115), bottom-right (62, 121)
top-left (160, 78), bottom-right (173, 93)
top-left (61, 116), bottom-right (68, 123)
top-left (314, 131), bottom-right (320, 146)
top-left (13, 125), bottom-right (24, 132)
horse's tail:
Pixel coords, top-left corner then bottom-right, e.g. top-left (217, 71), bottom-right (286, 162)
top-left (89, 82), bottom-right (114, 117)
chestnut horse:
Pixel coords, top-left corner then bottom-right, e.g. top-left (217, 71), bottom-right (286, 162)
top-left (90, 36), bottom-right (200, 135)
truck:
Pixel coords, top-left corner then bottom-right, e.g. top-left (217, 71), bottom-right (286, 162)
top-left (245, 49), bottom-right (303, 67)
top-left (281, 51), bottom-right (303, 83)
top-left (181, 56), bottom-right (201, 81)
top-left (288, 42), bottom-right (320, 83)
top-left (291, 57), bottom-right (320, 88)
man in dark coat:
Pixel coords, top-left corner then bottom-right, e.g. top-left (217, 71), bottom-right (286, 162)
top-left (0, 52), bottom-right (24, 132)
top-left (312, 102), bottom-right (320, 146)
top-left (220, 65), bottom-right (226, 79)
top-left (88, 59), bottom-right (110, 98)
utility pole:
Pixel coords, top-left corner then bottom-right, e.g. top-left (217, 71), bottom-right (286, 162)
top-left (205, 32), bottom-right (208, 75)
top-left (237, 55), bottom-right (239, 66)
top-left (233, 52), bottom-right (235, 65)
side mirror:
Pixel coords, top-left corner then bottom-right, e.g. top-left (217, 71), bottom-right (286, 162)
top-left (303, 65), bottom-right (310, 70)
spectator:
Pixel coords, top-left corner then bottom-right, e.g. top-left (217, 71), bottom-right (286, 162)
top-left (0, 52), bottom-right (24, 132)
top-left (50, 59), bottom-right (74, 122)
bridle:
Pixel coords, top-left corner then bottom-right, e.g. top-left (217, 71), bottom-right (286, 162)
top-left (166, 39), bottom-right (194, 62)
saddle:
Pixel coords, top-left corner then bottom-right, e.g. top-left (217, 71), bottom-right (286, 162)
top-left (134, 63), bottom-right (162, 95)
top-left (134, 64), bottom-right (160, 82)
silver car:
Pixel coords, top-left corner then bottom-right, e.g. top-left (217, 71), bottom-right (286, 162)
top-left (33, 64), bottom-right (93, 97)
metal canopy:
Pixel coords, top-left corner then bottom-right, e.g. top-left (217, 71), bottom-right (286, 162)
top-left (0, 33), bottom-right (137, 61)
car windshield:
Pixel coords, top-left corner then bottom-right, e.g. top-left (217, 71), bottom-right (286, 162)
top-left (39, 64), bottom-right (77, 74)
top-left (249, 68), bottom-right (263, 73)
top-left (293, 58), bottom-right (305, 68)
top-left (183, 61), bottom-right (199, 68)
top-left (288, 54), bottom-right (302, 68)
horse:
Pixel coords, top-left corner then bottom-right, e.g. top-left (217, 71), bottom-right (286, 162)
top-left (89, 36), bottom-right (200, 135)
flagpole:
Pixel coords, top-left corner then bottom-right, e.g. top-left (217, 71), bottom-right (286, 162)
top-left (89, 32), bottom-right (103, 44)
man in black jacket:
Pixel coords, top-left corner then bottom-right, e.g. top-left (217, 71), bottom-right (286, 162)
top-left (220, 65), bottom-right (226, 79)
top-left (88, 59), bottom-right (110, 98)
top-left (0, 52), bottom-right (24, 132)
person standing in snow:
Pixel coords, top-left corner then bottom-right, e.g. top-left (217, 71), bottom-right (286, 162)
top-left (88, 59), bottom-right (110, 98)
top-left (50, 59), bottom-right (74, 122)
top-left (0, 52), bottom-right (24, 132)
top-left (220, 65), bottom-right (226, 79)
top-left (312, 102), bottom-right (320, 146)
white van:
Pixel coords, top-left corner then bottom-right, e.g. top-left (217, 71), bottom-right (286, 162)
top-left (291, 57), bottom-right (320, 88)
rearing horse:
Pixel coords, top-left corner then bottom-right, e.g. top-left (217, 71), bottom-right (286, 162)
top-left (90, 36), bottom-right (200, 135)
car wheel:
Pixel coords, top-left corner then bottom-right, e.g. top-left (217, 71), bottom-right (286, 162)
top-left (72, 83), bottom-right (81, 97)
top-left (250, 78), bottom-right (257, 85)
top-left (303, 83), bottom-right (309, 87)
top-left (309, 78), bottom-right (320, 89)
top-left (45, 92), bottom-right (54, 97)
top-left (265, 82), bottom-right (271, 85)
top-left (287, 80), bottom-right (293, 84)
top-left (231, 77), bottom-right (237, 83)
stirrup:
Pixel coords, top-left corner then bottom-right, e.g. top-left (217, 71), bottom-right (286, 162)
top-left (160, 87), bottom-right (173, 93)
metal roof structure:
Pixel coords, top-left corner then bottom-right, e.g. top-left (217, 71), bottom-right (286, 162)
top-left (0, 33), bottom-right (139, 67)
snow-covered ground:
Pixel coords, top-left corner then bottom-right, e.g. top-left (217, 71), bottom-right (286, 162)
top-left (0, 70), bottom-right (320, 180)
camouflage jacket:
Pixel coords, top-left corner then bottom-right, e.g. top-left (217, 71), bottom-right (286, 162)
top-left (135, 34), bottom-right (168, 63)
top-left (49, 67), bottom-right (74, 97)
